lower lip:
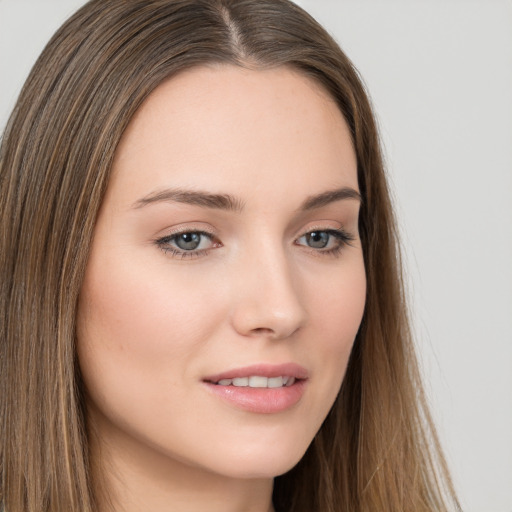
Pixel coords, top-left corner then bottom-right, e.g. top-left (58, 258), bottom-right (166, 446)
top-left (203, 380), bottom-right (306, 414)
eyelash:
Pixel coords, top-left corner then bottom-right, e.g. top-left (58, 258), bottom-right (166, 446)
top-left (155, 227), bottom-right (355, 260)
top-left (297, 228), bottom-right (355, 257)
top-left (155, 230), bottom-right (218, 260)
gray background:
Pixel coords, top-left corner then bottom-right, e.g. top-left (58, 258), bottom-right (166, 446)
top-left (1, 1), bottom-right (511, 510)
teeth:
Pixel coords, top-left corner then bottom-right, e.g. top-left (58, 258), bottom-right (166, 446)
top-left (249, 376), bottom-right (268, 388)
top-left (268, 376), bottom-right (284, 388)
top-left (286, 377), bottom-right (295, 387)
top-left (215, 376), bottom-right (296, 388)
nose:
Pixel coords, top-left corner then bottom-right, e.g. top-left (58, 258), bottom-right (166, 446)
top-left (230, 247), bottom-right (307, 340)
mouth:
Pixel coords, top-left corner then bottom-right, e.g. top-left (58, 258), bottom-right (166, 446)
top-left (208, 376), bottom-right (298, 388)
top-left (202, 364), bottom-right (308, 414)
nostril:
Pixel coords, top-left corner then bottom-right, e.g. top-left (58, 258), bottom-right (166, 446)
top-left (251, 327), bottom-right (273, 334)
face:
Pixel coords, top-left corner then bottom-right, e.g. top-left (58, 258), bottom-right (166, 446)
top-left (77, 65), bottom-right (366, 482)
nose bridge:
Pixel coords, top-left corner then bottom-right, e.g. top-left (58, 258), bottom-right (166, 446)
top-left (230, 235), bottom-right (306, 340)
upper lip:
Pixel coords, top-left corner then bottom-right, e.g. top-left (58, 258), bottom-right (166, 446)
top-left (203, 363), bottom-right (309, 383)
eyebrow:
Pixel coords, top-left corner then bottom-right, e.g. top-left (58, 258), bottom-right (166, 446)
top-left (133, 188), bottom-right (245, 213)
top-left (299, 187), bottom-right (362, 210)
top-left (132, 186), bottom-right (361, 212)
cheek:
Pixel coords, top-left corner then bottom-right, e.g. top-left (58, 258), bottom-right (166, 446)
top-left (311, 256), bottom-right (366, 345)
top-left (75, 250), bottom-right (223, 413)
top-left (79, 254), bottom-right (213, 352)
top-left (306, 257), bottom-right (366, 390)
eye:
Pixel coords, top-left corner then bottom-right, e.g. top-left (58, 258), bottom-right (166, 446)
top-left (303, 231), bottom-right (330, 249)
top-left (296, 228), bottom-right (354, 255)
top-left (155, 230), bottom-right (220, 258)
top-left (174, 232), bottom-right (205, 251)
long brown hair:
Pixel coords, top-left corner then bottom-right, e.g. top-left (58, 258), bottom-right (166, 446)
top-left (0, 1), bottom-right (460, 510)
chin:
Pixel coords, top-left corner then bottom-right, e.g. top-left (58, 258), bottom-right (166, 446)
top-left (202, 435), bottom-right (311, 480)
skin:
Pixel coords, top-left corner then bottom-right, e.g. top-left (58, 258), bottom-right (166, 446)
top-left (77, 65), bottom-right (366, 512)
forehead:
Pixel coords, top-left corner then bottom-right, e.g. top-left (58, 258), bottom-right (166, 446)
top-left (109, 65), bottom-right (357, 207)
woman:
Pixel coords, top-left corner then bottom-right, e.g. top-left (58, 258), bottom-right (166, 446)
top-left (0, 0), bottom-right (460, 511)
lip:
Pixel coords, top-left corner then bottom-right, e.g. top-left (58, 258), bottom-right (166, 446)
top-left (202, 363), bottom-right (308, 414)
top-left (203, 363), bottom-right (309, 383)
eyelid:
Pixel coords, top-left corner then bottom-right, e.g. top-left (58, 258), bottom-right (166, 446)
top-left (296, 222), bottom-right (355, 240)
top-left (161, 223), bottom-right (217, 237)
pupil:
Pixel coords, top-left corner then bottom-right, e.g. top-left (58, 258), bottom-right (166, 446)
top-left (176, 233), bottom-right (201, 250)
top-left (307, 231), bottom-right (329, 249)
